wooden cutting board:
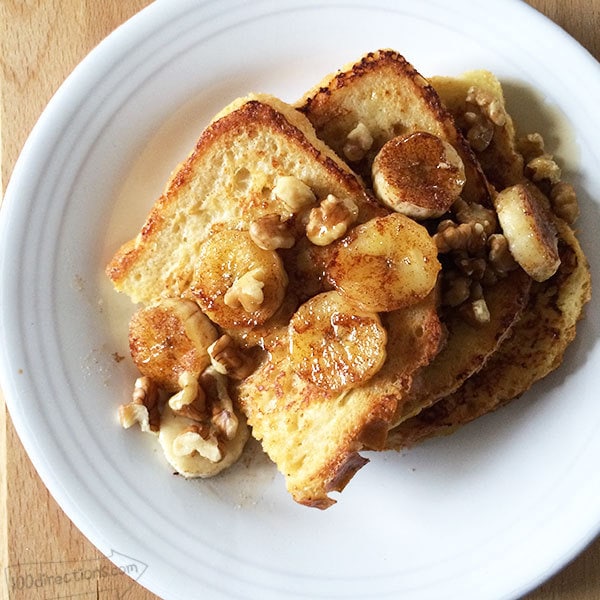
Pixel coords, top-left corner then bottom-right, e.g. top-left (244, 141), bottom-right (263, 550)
top-left (1, 1), bottom-right (599, 599)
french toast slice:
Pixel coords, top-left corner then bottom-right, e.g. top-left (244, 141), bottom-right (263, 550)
top-left (384, 70), bottom-right (533, 438)
top-left (106, 93), bottom-right (381, 304)
top-left (387, 219), bottom-right (591, 448)
top-left (296, 49), bottom-right (492, 206)
top-left (108, 93), bottom-right (440, 507)
top-left (387, 71), bottom-right (591, 447)
top-left (390, 268), bottom-right (531, 427)
top-left (298, 50), bottom-right (533, 428)
top-left (237, 290), bottom-right (443, 508)
top-left (108, 53), bottom-right (590, 507)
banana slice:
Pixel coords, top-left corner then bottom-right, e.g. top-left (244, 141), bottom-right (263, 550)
top-left (372, 132), bottom-right (466, 219)
top-left (158, 405), bottom-right (249, 478)
top-left (288, 290), bottom-right (387, 393)
top-left (494, 183), bottom-right (560, 282)
top-left (129, 299), bottom-right (218, 392)
top-left (191, 229), bottom-right (288, 328)
top-left (327, 213), bottom-right (440, 312)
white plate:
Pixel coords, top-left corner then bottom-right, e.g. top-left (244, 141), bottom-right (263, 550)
top-left (1, 1), bottom-right (599, 599)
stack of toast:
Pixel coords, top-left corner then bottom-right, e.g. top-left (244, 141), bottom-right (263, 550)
top-left (107, 49), bottom-right (591, 508)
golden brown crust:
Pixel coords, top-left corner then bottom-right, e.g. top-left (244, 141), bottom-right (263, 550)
top-left (387, 219), bottom-right (591, 449)
top-left (391, 268), bottom-right (532, 427)
top-left (237, 291), bottom-right (443, 508)
top-left (106, 96), bottom-right (381, 302)
top-left (297, 49), bottom-right (492, 207)
top-left (174, 99), bottom-right (368, 199)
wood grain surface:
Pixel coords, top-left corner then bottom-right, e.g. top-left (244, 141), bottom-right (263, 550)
top-left (1, 1), bottom-right (598, 599)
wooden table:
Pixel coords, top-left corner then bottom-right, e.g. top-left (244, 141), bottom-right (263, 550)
top-left (1, 2), bottom-right (598, 599)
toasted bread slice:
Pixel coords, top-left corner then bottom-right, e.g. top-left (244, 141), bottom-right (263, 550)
top-left (298, 51), bottom-right (532, 430)
top-left (106, 93), bottom-right (381, 304)
top-left (237, 290), bottom-right (443, 508)
top-left (387, 70), bottom-right (590, 447)
top-left (296, 49), bottom-right (492, 206)
top-left (384, 69), bottom-right (539, 433)
top-left (109, 93), bottom-right (430, 507)
top-left (430, 70), bottom-right (525, 191)
top-left (387, 218), bottom-right (591, 448)
top-left (390, 268), bottom-right (531, 428)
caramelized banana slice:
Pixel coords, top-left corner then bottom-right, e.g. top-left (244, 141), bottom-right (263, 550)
top-left (327, 213), bottom-right (441, 312)
top-left (372, 132), bottom-right (466, 219)
top-left (129, 299), bottom-right (218, 392)
top-left (191, 229), bottom-right (288, 328)
top-left (288, 291), bottom-right (387, 393)
top-left (494, 182), bottom-right (560, 281)
top-left (158, 405), bottom-right (249, 478)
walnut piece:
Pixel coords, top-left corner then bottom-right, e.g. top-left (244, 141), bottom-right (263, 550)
top-left (249, 214), bottom-right (295, 250)
top-left (211, 408), bottom-right (238, 441)
top-left (343, 122), bottom-right (374, 162)
top-left (210, 377), bottom-right (239, 440)
top-left (306, 194), bottom-right (359, 246)
top-left (518, 132), bottom-right (578, 223)
top-left (550, 181), bottom-right (579, 224)
top-left (274, 176), bottom-right (316, 212)
top-left (435, 208), bottom-right (509, 325)
top-left (453, 198), bottom-right (497, 236)
top-left (465, 116), bottom-right (495, 152)
top-left (441, 272), bottom-right (471, 307)
top-left (461, 298), bottom-right (491, 326)
top-left (118, 376), bottom-right (160, 433)
top-left (208, 334), bottom-right (254, 380)
top-left (526, 154), bottom-right (562, 185)
top-left (488, 233), bottom-right (518, 275)
top-left (223, 268), bottom-right (265, 313)
top-left (168, 371), bottom-right (207, 422)
top-left (172, 425), bottom-right (222, 462)
top-left (202, 367), bottom-right (240, 439)
top-left (466, 86), bottom-right (507, 127)
top-left (462, 86), bottom-right (507, 153)
top-left (433, 221), bottom-right (487, 254)
top-left (517, 132), bottom-right (545, 163)
top-left (454, 254), bottom-right (487, 280)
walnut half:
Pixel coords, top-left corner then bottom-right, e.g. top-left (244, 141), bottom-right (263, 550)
top-left (550, 181), bottom-right (579, 224)
top-left (306, 194), bottom-right (358, 246)
top-left (168, 371), bottom-right (207, 422)
top-left (207, 334), bottom-right (254, 380)
top-left (172, 425), bottom-right (222, 463)
top-left (118, 376), bottom-right (160, 433)
top-left (343, 122), bottom-right (374, 162)
top-left (433, 221), bottom-right (487, 254)
top-left (223, 268), bottom-right (266, 313)
top-left (249, 214), bottom-right (296, 250)
top-left (462, 86), bottom-right (508, 153)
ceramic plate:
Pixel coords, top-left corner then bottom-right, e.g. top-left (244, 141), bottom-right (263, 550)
top-left (1, 1), bottom-right (599, 599)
